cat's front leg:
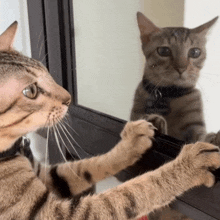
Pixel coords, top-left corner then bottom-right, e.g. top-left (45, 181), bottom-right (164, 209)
top-left (52, 141), bottom-right (220, 220)
top-left (41, 120), bottom-right (155, 196)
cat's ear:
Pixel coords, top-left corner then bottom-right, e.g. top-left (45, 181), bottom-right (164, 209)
top-left (0, 21), bottom-right (18, 51)
top-left (137, 12), bottom-right (161, 42)
top-left (191, 16), bottom-right (218, 36)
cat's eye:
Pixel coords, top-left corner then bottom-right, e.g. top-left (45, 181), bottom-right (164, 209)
top-left (157, 47), bottom-right (172, 57)
top-left (188, 48), bottom-right (201, 58)
top-left (23, 84), bottom-right (38, 99)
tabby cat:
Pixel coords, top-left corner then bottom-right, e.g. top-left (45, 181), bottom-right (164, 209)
top-left (131, 12), bottom-right (219, 144)
top-left (0, 22), bottom-right (220, 220)
top-left (131, 12), bottom-right (219, 220)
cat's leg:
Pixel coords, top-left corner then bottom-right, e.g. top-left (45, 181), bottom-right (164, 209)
top-left (35, 120), bottom-right (155, 196)
top-left (130, 83), bottom-right (167, 134)
top-left (34, 141), bottom-right (220, 219)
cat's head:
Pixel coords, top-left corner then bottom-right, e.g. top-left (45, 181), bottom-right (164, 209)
top-left (0, 22), bottom-right (71, 150)
top-left (137, 12), bottom-right (218, 87)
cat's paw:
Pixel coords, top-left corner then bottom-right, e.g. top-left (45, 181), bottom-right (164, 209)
top-left (145, 114), bottom-right (167, 134)
top-left (121, 120), bottom-right (155, 140)
top-left (120, 120), bottom-right (155, 162)
top-left (204, 131), bottom-right (220, 148)
top-left (178, 142), bottom-right (220, 188)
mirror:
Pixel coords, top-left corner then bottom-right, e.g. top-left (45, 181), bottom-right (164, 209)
top-left (73, 0), bottom-right (220, 136)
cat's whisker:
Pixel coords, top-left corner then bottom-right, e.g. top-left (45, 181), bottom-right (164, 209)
top-left (202, 71), bottom-right (220, 77)
top-left (55, 123), bottom-right (81, 160)
top-left (39, 41), bottom-right (44, 59)
top-left (44, 126), bottom-right (50, 183)
top-left (62, 119), bottom-right (80, 137)
top-left (40, 52), bottom-right (48, 64)
top-left (52, 121), bottom-right (67, 163)
top-left (54, 124), bottom-right (80, 177)
top-left (149, 78), bottom-right (164, 97)
top-left (57, 122), bottom-right (82, 160)
top-left (37, 28), bottom-right (43, 49)
top-left (58, 120), bottom-right (85, 154)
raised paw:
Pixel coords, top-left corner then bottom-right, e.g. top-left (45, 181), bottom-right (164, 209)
top-left (119, 120), bottom-right (155, 165)
top-left (145, 114), bottom-right (167, 134)
top-left (121, 120), bottom-right (155, 140)
top-left (178, 142), bottom-right (220, 188)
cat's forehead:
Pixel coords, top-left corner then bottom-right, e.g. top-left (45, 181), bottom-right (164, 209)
top-left (0, 50), bottom-right (49, 80)
top-left (151, 27), bottom-right (203, 46)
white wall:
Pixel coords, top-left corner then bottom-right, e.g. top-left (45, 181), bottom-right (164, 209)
top-left (0, 0), bottom-right (47, 162)
top-left (184, 0), bottom-right (220, 133)
top-left (74, 0), bottom-right (185, 120)
top-left (0, 0), bottom-right (31, 56)
top-left (73, 0), bottom-right (143, 120)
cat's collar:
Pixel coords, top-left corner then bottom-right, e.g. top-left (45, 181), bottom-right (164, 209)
top-left (0, 136), bottom-right (30, 159)
top-left (142, 79), bottom-right (194, 99)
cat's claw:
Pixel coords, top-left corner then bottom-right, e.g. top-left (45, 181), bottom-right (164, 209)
top-left (121, 120), bottom-right (155, 140)
top-left (177, 142), bottom-right (220, 188)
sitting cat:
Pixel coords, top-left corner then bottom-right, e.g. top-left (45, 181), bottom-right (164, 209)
top-left (131, 12), bottom-right (219, 145)
top-left (131, 12), bottom-right (219, 220)
top-left (0, 22), bottom-right (220, 220)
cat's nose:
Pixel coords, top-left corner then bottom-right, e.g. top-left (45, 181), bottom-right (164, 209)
top-left (62, 94), bottom-right (72, 106)
top-left (175, 66), bottom-right (187, 75)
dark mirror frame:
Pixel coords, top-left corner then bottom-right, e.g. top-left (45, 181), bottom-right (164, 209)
top-left (27, 1), bottom-right (220, 219)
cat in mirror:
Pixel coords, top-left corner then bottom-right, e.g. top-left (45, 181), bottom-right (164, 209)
top-left (131, 12), bottom-right (220, 147)
top-left (131, 12), bottom-right (220, 220)
top-left (0, 21), bottom-right (220, 220)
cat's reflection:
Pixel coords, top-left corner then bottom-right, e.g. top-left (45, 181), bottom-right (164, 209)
top-left (130, 12), bottom-right (220, 220)
top-left (131, 12), bottom-right (220, 145)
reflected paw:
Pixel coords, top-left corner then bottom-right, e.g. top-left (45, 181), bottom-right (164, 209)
top-left (145, 114), bottom-right (167, 134)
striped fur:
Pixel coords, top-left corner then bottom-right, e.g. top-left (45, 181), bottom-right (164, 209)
top-left (131, 12), bottom-right (219, 220)
top-left (0, 21), bottom-right (220, 220)
top-left (131, 12), bottom-right (218, 144)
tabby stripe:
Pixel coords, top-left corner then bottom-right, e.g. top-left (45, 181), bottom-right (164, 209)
top-left (101, 195), bottom-right (118, 219)
top-left (0, 99), bottom-right (17, 114)
top-left (123, 189), bottom-right (137, 219)
top-left (198, 148), bottom-right (220, 155)
top-left (180, 121), bottom-right (205, 131)
top-left (55, 205), bottom-right (64, 220)
top-left (0, 167), bottom-right (26, 181)
top-left (68, 196), bottom-right (82, 219)
top-left (25, 67), bottom-right (37, 77)
top-left (0, 177), bottom-right (35, 213)
top-left (0, 155), bottom-right (18, 164)
top-left (50, 165), bottom-right (71, 198)
top-left (84, 171), bottom-right (92, 183)
top-left (36, 163), bottom-right (41, 176)
top-left (1, 112), bottom-right (33, 128)
top-left (28, 190), bottom-right (49, 219)
top-left (182, 108), bottom-right (201, 115)
top-left (80, 202), bottom-right (91, 220)
top-left (0, 61), bottom-right (37, 76)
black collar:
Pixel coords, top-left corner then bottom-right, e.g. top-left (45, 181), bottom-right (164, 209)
top-left (0, 137), bottom-right (30, 159)
top-left (142, 79), bottom-right (194, 98)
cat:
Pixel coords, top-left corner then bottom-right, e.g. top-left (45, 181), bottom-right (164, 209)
top-left (131, 12), bottom-right (219, 220)
top-left (0, 21), bottom-right (220, 220)
top-left (131, 12), bottom-right (219, 145)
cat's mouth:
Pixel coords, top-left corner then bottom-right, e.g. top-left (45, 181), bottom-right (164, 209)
top-left (46, 105), bottom-right (69, 127)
